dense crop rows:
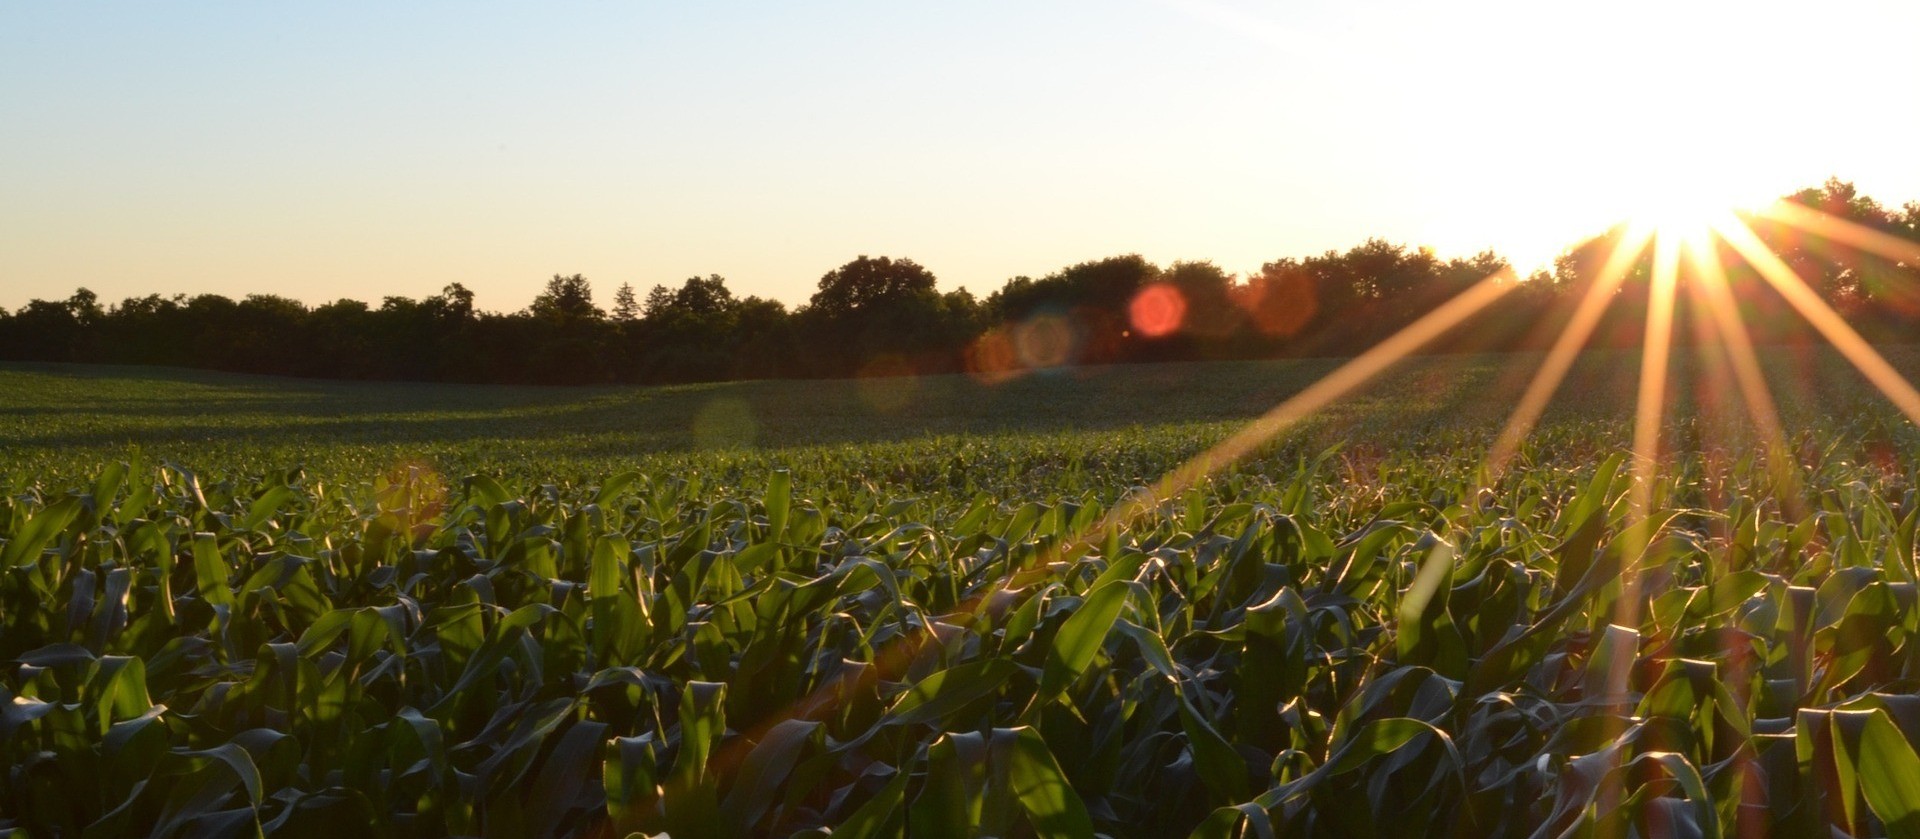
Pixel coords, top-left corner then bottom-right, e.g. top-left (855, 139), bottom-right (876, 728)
top-left (8, 415), bottom-right (1920, 837)
top-left (9, 355), bottom-right (1920, 836)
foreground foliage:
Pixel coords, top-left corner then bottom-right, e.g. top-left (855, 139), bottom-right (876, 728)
top-left (6, 419), bottom-right (1920, 836)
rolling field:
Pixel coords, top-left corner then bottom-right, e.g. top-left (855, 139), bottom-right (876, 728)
top-left (8, 348), bottom-right (1920, 836)
top-left (0, 346), bottom-right (1871, 487)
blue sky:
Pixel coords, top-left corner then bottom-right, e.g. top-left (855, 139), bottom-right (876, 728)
top-left (5, 1), bottom-right (1917, 312)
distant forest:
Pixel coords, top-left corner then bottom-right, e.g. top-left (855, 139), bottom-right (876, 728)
top-left (4, 179), bottom-right (1917, 386)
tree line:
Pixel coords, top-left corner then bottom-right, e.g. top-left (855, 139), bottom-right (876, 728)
top-left (3, 179), bottom-right (1916, 385)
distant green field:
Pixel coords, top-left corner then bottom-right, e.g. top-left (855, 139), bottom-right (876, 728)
top-left (0, 356), bottom-right (1364, 475)
top-left (2, 346), bottom-right (1894, 490)
top-left (10, 349), bottom-right (1920, 837)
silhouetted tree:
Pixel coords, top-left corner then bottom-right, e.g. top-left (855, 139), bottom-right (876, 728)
top-left (642, 284), bottom-right (674, 317)
top-left (732, 296), bottom-right (800, 380)
top-left (434, 283), bottom-right (476, 321)
top-left (1239, 257), bottom-right (1318, 348)
top-left (986, 255), bottom-right (1160, 364)
top-left (611, 283), bottom-right (639, 322)
top-left (804, 256), bottom-right (959, 375)
top-left (1159, 260), bottom-right (1238, 349)
top-left (0, 296), bottom-right (86, 362)
top-left (809, 256), bottom-right (937, 320)
top-left (637, 275), bottom-right (743, 382)
top-left (529, 274), bottom-right (601, 323)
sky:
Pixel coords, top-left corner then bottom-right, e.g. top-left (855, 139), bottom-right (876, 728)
top-left (4, 0), bottom-right (1918, 313)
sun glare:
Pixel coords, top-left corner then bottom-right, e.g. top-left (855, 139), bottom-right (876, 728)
top-left (1625, 178), bottom-right (1742, 250)
top-left (1631, 197), bottom-right (1719, 247)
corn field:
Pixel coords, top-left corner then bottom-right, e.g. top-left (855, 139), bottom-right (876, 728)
top-left (8, 412), bottom-right (1920, 837)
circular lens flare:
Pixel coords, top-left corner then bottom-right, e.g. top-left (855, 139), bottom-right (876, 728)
top-left (1013, 314), bottom-right (1077, 368)
top-left (1129, 284), bottom-right (1187, 338)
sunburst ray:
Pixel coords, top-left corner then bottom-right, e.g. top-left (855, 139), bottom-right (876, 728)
top-left (1615, 232), bottom-right (1684, 631)
top-left (1681, 234), bottom-right (1806, 509)
top-left (1111, 270), bottom-right (1516, 526)
top-left (1486, 227), bottom-right (1654, 476)
top-left (1712, 213), bottom-right (1920, 426)
top-left (1756, 199), bottom-right (1920, 266)
top-left (708, 268), bottom-right (1518, 776)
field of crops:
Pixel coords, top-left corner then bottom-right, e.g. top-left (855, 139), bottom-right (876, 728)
top-left (10, 350), bottom-right (1920, 837)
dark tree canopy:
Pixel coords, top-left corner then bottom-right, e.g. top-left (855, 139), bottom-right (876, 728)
top-left (809, 256), bottom-right (939, 320)
top-left (670, 275), bottom-right (736, 317)
top-left (529, 274), bottom-right (601, 323)
top-left (6, 178), bottom-right (1918, 386)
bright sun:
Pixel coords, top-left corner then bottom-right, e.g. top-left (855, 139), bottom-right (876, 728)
top-left (1628, 184), bottom-right (1727, 247)
top-left (1610, 141), bottom-right (1767, 253)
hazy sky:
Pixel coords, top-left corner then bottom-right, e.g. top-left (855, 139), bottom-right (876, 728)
top-left (5, 1), bottom-right (1917, 313)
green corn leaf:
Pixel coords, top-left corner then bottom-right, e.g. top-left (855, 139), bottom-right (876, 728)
top-left (832, 766), bottom-right (910, 839)
top-left (1035, 579), bottom-right (1128, 708)
top-left (1857, 709), bottom-right (1920, 838)
top-left (765, 469), bottom-right (792, 542)
top-left (3, 495), bottom-right (81, 570)
top-left (909, 731), bottom-right (989, 839)
top-left (191, 532), bottom-right (234, 608)
top-left (1008, 726), bottom-right (1094, 839)
top-left (721, 718), bottom-right (822, 833)
top-left (886, 658), bottom-right (1019, 728)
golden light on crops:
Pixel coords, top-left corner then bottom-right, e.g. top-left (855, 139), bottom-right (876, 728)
top-left (1679, 230), bottom-right (1802, 505)
top-left (713, 192), bottom-right (1920, 818)
top-left (1117, 269), bottom-right (1516, 521)
top-left (1484, 225), bottom-right (1652, 477)
top-left (1564, 199), bottom-right (1920, 774)
top-left (1613, 231), bottom-right (1683, 632)
top-left (1711, 211), bottom-right (1920, 427)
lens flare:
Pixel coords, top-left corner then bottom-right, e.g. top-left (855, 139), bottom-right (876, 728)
top-left (964, 327), bottom-right (1021, 384)
top-left (708, 197), bottom-right (1920, 819)
top-left (857, 354), bottom-right (919, 414)
top-left (1012, 313), bottom-right (1079, 368)
top-left (1129, 283), bottom-right (1187, 338)
top-left (691, 397), bottom-right (757, 450)
top-left (1236, 270), bottom-right (1318, 337)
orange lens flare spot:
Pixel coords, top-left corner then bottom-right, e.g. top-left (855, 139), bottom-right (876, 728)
top-left (1129, 283), bottom-right (1187, 338)
top-left (1236, 272), bottom-right (1317, 337)
top-left (964, 327), bottom-right (1021, 383)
